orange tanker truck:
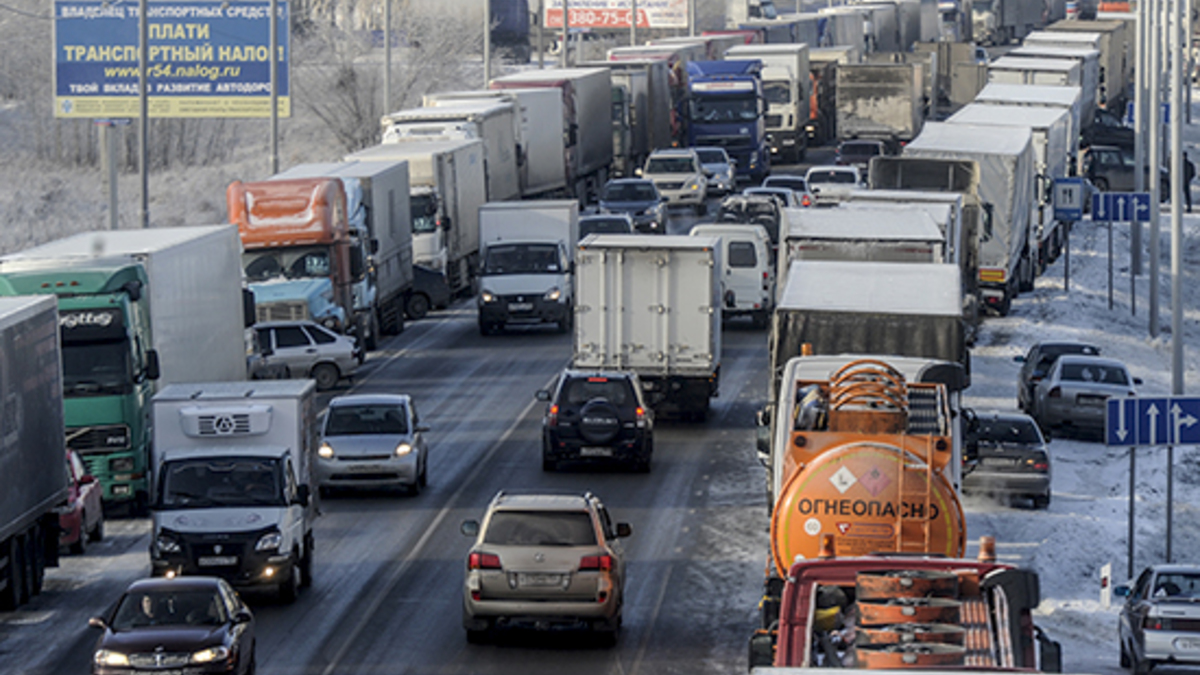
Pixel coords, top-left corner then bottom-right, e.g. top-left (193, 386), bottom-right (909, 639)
top-left (749, 354), bottom-right (1062, 672)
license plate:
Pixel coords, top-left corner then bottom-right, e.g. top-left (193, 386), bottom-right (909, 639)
top-left (517, 572), bottom-right (564, 587)
top-left (508, 302), bottom-right (533, 311)
top-left (111, 485), bottom-right (131, 496)
top-left (1078, 395), bottom-right (1107, 406)
top-left (982, 457), bottom-right (1018, 467)
top-left (346, 463), bottom-right (385, 473)
top-left (1175, 638), bottom-right (1200, 651)
top-left (579, 447), bottom-right (613, 457)
top-left (198, 555), bottom-right (237, 567)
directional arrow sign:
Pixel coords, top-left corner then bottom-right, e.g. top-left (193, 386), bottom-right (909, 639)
top-left (1110, 396), bottom-right (1200, 446)
top-left (1139, 399), bottom-right (1167, 446)
top-left (1168, 398), bottom-right (1200, 444)
top-left (1130, 193), bottom-right (1151, 223)
top-left (1107, 398), bottom-right (1137, 446)
top-left (1093, 191), bottom-right (1109, 221)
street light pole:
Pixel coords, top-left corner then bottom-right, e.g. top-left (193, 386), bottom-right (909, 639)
top-left (384, 0), bottom-right (392, 113)
top-left (1133, 0), bottom-right (1146, 274)
top-left (1172, 0), bottom-right (1186, 396)
top-left (483, 0), bottom-right (491, 86)
top-left (1150, 0), bottom-right (1164, 337)
top-left (138, 0), bottom-right (148, 228)
top-left (630, 0), bottom-right (637, 46)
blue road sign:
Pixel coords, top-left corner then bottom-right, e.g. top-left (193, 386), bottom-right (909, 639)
top-left (1092, 192), bottom-right (1152, 223)
top-left (1054, 177), bottom-right (1084, 222)
top-left (1126, 102), bottom-right (1171, 125)
top-left (1106, 396), bottom-right (1200, 446)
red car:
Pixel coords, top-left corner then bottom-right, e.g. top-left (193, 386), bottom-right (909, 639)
top-left (60, 451), bottom-right (104, 554)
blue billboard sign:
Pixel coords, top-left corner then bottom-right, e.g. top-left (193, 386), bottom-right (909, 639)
top-left (53, 1), bottom-right (289, 118)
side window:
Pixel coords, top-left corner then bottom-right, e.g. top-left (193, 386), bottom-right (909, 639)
top-left (1134, 569), bottom-right (1153, 600)
top-left (275, 326), bottom-right (310, 348)
top-left (284, 458), bottom-right (297, 501)
top-left (728, 241), bottom-right (758, 268)
top-left (597, 505), bottom-right (615, 540)
top-left (219, 582), bottom-right (239, 616)
top-left (410, 404), bottom-right (420, 426)
top-left (304, 326), bottom-right (337, 345)
top-left (256, 327), bottom-right (273, 351)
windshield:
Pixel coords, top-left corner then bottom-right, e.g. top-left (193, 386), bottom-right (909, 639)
top-left (61, 342), bottom-right (133, 396)
top-left (482, 244), bottom-right (562, 275)
top-left (1153, 573), bottom-right (1200, 598)
top-left (111, 589), bottom-right (226, 630)
top-left (563, 377), bottom-right (633, 406)
top-left (603, 182), bottom-right (658, 202)
top-left (764, 82), bottom-right (791, 105)
top-left (159, 457), bottom-right (284, 508)
top-left (483, 511), bottom-right (597, 546)
top-left (581, 218), bottom-right (631, 236)
top-left (243, 245), bottom-right (333, 281)
top-left (645, 157), bottom-right (698, 174)
top-left (1060, 362), bottom-right (1130, 385)
top-left (691, 96), bottom-right (758, 123)
top-left (974, 418), bottom-right (1042, 445)
top-left (807, 170), bottom-right (858, 184)
top-left (411, 194), bottom-right (438, 235)
top-left (325, 404), bottom-right (408, 436)
top-left (695, 149), bottom-right (727, 164)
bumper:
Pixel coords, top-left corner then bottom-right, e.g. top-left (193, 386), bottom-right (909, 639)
top-left (315, 455), bottom-right (419, 488)
top-left (543, 433), bottom-right (650, 464)
top-left (661, 188), bottom-right (706, 206)
top-left (463, 595), bottom-right (620, 629)
top-left (151, 550), bottom-right (295, 590)
top-left (1040, 401), bottom-right (1107, 429)
top-left (479, 298), bottom-right (569, 326)
top-left (707, 176), bottom-right (734, 194)
top-left (93, 664), bottom-right (237, 675)
top-left (1142, 631), bottom-right (1200, 663)
top-left (963, 471), bottom-right (1050, 498)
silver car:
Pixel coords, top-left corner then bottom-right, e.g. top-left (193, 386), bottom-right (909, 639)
top-left (1031, 354), bottom-right (1140, 437)
top-left (694, 146), bottom-right (736, 196)
top-left (316, 394), bottom-right (429, 494)
top-left (254, 320), bottom-right (361, 390)
top-left (1117, 564), bottom-right (1200, 674)
top-left (640, 148), bottom-right (708, 215)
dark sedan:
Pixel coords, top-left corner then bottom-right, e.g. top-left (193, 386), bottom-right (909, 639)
top-left (89, 577), bottom-right (255, 675)
top-left (963, 411), bottom-right (1052, 509)
top-left (598, 178), bottom-right (666, 233)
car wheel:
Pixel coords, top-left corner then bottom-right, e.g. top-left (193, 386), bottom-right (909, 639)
top-left (1094, 177), bottom-right (1110, 192)
top-left (311, 363), bottom-right (340, 391)
top-left (363, 315), bottom-right (379, 352)
top-left (418, 460), bottom-right (428, 488)
top-left (1133, 654), bottom-right (1155, 675)
top-left (406, 293), bottom-right (431, 321)
top-left (1032, 494), bottom-right (1050, 509)
top-left (557, 304), bottom-right (573, 334)
top-left (1120, 641), bottom-right (1131, 668)
top-left (69, 518), bottom-right (86, 555)
top-left (90, 516), bottom-right (105, 543)
top-left (246, 645), bottom-right (257, 675)
top-left (466, 621), bottom-right (492, 644)
top-left (595, 614), bottom-right (621, 648)
top-left (543, 456), bottom-right (557, 472)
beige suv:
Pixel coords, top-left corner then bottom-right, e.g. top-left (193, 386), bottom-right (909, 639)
top-left (460, 491), bottom-right (631, 645)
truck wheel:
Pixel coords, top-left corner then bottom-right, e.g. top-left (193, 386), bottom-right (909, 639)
top-left (1, 537), bottom-right (25, 609)
top-left (69, 517), bottom-right (87, 555)
top-left (299, 535), bottom-right (314, 589)
top-left (278, 561), bottom-right (301, 603)
top-left (406, 293), bottom-right (430, 321)
top-left (556, 304), bottom-right (574, 334)
top-left (311, 363), bottom-right (340, 391)
top-left (90, 516), bottom-right (105, 543)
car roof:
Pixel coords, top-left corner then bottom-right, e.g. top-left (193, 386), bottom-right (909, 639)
top-left (328, 393), bottom-right (410, 407)
top-left (604, 178), bottom-right (656, 189)
top-left (1034, 340), bottom-right (1100, 350)
top-left (974, 410), bottom-right (1039, 425)
top-left (649, 148), bottom-right (698, 158)
top-left (581, 213), bottom-right (632, 221)
top-left (807, 165), bottom-right (858, 173)
top-left (1054, 354), bottom-right (1127, 368)
top-left (125, 576), bottom-right (224, 594)
top-left (1146, 564), bottom-right (1200, 574)
top-left (256, 320), bottom-right (323, 329)
top-left (489, 491), bottom-right (594, 511)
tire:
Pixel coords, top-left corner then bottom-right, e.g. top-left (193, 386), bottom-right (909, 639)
top-left (299, 535), bottom-right (314, 589)
top-left (69, 517), bottom-right (86, 555)
top-left (556, 304), bottom-right (573, 334)
top-left (1033, 494), bottom-right (1050, 509)
top-left (408, 471), bottom-right (422, 496)
top-left (19, 534), bottom-right (34, 604)
top-left (479, 321), bottom-right (499, 336)
top-left (311, 363), bottom-right (340, 391)
top-left (362, 315), bottom-right (378, 352)
top-left (1094, 177), bottom-right (1109, 192)
top-left (1120, 641), bottom-right (1131, 668)
top-left (595, 614), bottom-right (621, 648)
top-left (418, 460), bottom-right (428, 488)
top-left (578, 399), bottom-right (622, 444)
top-left (247, 647), bottom-right (257, 675)
top-left (466, 620), bottom-right (492, 644)
top-left (278, 561), bottom-right (301, 604)
top-left (406, 293), bottom-right (430, 321)
top-left (543, 456), bottom-right (557, 472)
top-left (1, 537), bottom-right (24, 609)
top-left (90, 516), bottom-right (105, 543)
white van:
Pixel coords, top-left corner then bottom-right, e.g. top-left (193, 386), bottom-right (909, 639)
top-left (689, 223), bottom-right (775, 328)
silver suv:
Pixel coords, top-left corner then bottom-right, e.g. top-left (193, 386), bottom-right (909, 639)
top-left (460, 491), bottom-right (631, 645)
top-left (640, 148), bottom-right (709, 215)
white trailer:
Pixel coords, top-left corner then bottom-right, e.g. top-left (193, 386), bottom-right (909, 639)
top-left (988, 55), bottom-right (1082, 90)
top-left (973, 82), bottom-right (1082, 145)
top-left (1046, 18), bottom-right (1132, 110)
top-left (836, 62), bottom-right (925, 147)
top-left (270, 161), bottom-right (415, 333)
top-left (381, 101), bottom-right (521, 202)
top-left (9, 226), bottom-right (248, 383)
top-left (346, 139), bottom-right (487, 296)
top-left (574, 234), bottom-right (722, 421)
top-left (904, 121), bottom-right (1037, 316)
top-left (726, 44), bottom-right (812, 164)
top-left (816, 7), bottom-right (868, 52)
top-left (972, 0), bottom-right (1046, 46)
top-left (422, 88), bottom-right (569, 198)
top-left (1007, 45), bottom-right (1100, 123)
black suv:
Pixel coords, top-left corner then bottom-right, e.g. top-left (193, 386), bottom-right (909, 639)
top-left (537, 370), bottom-right (654, 472)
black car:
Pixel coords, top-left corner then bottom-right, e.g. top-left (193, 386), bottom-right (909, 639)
top-left (716, 195), bottom-right (783, 248)
top-left (406, 264), bottom-right (452, 320)
top-left (1082, 108), bottom-right (1134, 151)
top-left (962, 410), bottom-right (1052, 509)
top-left (89, 577), bottom-right (255, 675)
top-left (1013, 341), bottom-right (1101, 414)
top-left (537, 370), bottom-right (654, 472)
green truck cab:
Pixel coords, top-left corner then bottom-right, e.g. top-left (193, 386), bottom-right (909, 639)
top-left (0, 261), bottom-right (159, 511)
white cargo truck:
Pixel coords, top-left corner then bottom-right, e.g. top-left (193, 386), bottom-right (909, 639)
top-left (422, 88), bottom-right (569, 198)
top-left (1046, 18), bottom-right (1132, 111)
top-left (477, 200), bottom-right (580, 335)
top-left (1008, 45), bottom-right (1100, 124)
top-left (988, 55), bottom-right (1082, 90)
top-left (149, 380), bottom-right (317, 603)
top-left (346, 139), bottom-right (487, 296)
top-left (725, 44), bottom-right (812, 164)
top-left (574, 235), bottom-right (722, 421)
top-left (6, 226), bottom-right (248, 384)
top-left (0, 295), bottom-right (67, 609)
top-left (381, 101), bottom-right (521, 203)
top-left (973, 82), bottom-right (1082, 147)
top-left (271, 160), bottom-right (415, 333)
top-left (836, 62), bottom-right (925, 150)
top-left (904, 122), bottom-right (1037, 316)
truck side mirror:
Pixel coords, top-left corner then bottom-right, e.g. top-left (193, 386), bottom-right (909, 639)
top-left (145, 350), bottom-right (161, 381)
top-left (122, 280), bottom-right (143, 302)
top-left (441, 216), bottom-right (452, 231)
top-left (295, 484), bottom-right (311, 507)
top-left (350, 247), bottom-right (365, 279)
top-left (242, 288), bottom-right (257, 328)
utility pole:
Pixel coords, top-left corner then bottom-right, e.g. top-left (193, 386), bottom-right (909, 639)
top-left (689, 0), bottom-right (696, 36)
top-left (1172, 0), bottom-right (1186, 395)
top-left (384, 0), bottom-right (392, 113)
top-left (560, 0), bottom-right (569, 68)
top-left (1133, 0), bottom-right (1146, 275)
top-left (1150, 0), bottom-right (1164, 337)
top-left (538, 0), bottom-right (544, 68)
top-left (630, 0), bottom-right (637, 46)
top-left (138, 0), bottom-right (148, 228)
top-left (483, 0), bottom-right (491, 86)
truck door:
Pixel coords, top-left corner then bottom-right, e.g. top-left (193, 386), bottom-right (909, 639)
top-left (724, 236), bottom-right (766, 311)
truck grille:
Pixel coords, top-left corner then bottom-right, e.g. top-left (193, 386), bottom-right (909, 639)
top-left (257, 301), bottom-right (308, 322)
top-left (658, 181), bottom-right (685, 190)
top-left (196, 413), bottom-right (253, 436)
top-left (67, 424), bottom-right (131, 453)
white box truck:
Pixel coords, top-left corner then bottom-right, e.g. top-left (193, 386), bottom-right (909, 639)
top-left (1007, 45), bottom-right (1099, 124)
top-left (149, 380), bottom-right (317, 603)
top-left (423, 88), bottom-right (569, 198)
top-left (574, 235), bottom-right (722, 421)
top-left (271, 160), bottom-right (415, 334)
top-left (346, 139), bottom-right (487, 296)
top-left (0, 295), bottom-right (67, 609)
top-left (477, 200), bottom-right (580, 335)
top-left (726, 43), bottom-right (812, 163)
top-left (836, 62), bottom-right (925, 150)
top-left (973, 83), bottom-right (1082, 149)
top-left (381, 101), bottom-right (521, 202)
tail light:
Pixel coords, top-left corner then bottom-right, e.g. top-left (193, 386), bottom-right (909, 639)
top-left (468, 552), bottom-right (502, 570)
top-left (801, 194), bottom-right (812, 207)
top-left (635, 407), bottom-right (647, 427)
top-left (579, 554), bottom-right (613, 571)
top-left (1048, 387), bottom-right (1062, 399)
top-left (1144, 615), bottom-right (1166, 631)
top-left (1026, 458), bottom-right (1050, 471)
top-left (547, 404), bottom-right (559, 428)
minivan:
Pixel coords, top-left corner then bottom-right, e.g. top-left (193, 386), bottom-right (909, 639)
top-left (689, 223), bottom-right (775, 328)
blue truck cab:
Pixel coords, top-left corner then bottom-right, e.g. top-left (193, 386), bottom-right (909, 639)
top-left (686, 60), bottom-right (770, 184)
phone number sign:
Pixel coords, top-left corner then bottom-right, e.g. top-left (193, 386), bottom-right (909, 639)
top-left (54, 0), bottom-right (289, 119)
top-left (544, 0), bottom-right (688, 29)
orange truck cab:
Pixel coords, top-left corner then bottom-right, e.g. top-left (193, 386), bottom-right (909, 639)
top-left (228, 178), bottom-right (366, 344)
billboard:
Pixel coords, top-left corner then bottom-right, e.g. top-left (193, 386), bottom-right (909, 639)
top-left (544, 0), bottom-right (688, 30)
top-left (53, 0), bottom-right (289, 119)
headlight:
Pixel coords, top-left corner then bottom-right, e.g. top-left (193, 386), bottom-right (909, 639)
top-left (543, 287), bottom-right (562, 302)
top-left (94, 650), bottom-right (130, 667)
top-left (688, 180), bottom-right (702, 191)
top-left (155, 533), bottom-right (181, 554)
top-left (394, 442), bottom-right (413, 456)
top-left (321, 317), bottom-right (340, 331)
top-left (480, 291), bottom-right (496, 303)
top-left (318, 442), bottom-right (334, 459)
top-left (190, 646), bottom-right (231, 664)
top-left (255, 531), bottom-right (282, 552)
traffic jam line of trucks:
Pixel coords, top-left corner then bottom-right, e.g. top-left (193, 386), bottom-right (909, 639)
top-left (0, 7), bottom-right (1147, 674)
